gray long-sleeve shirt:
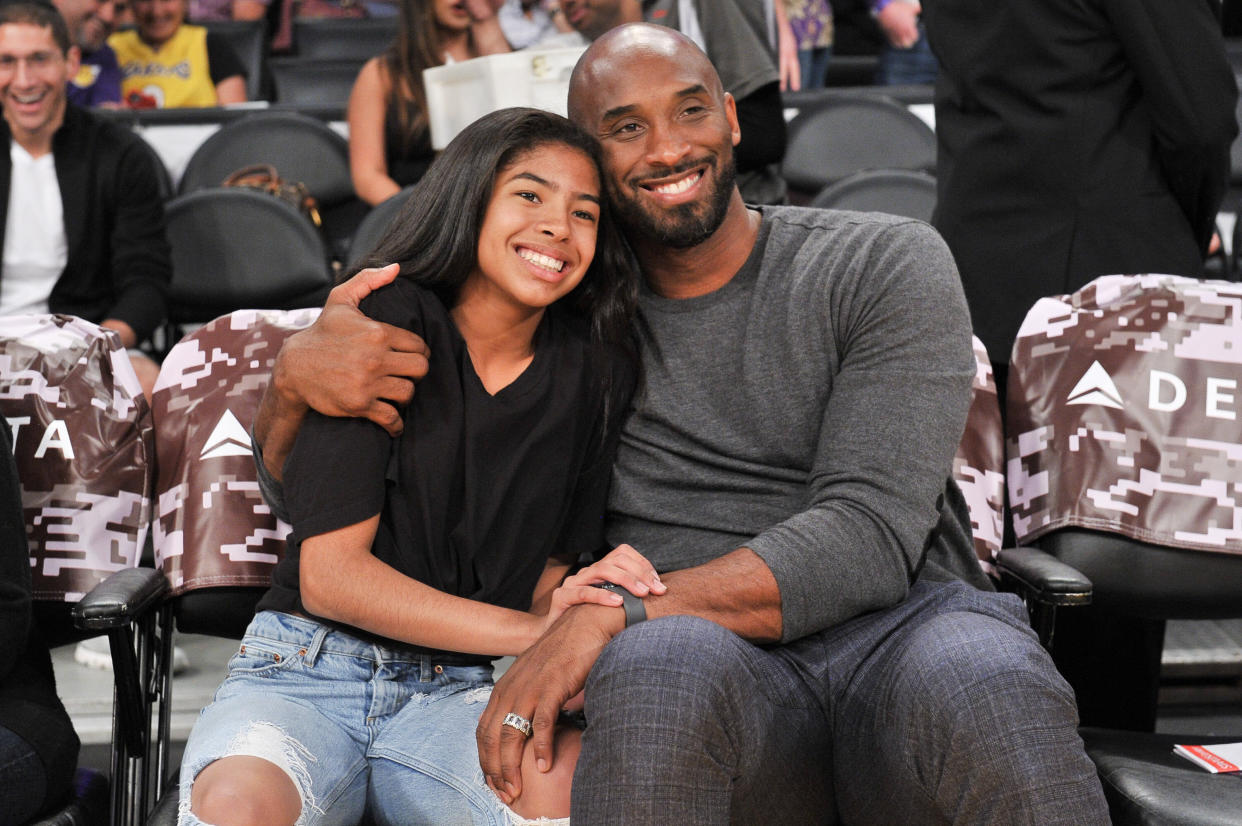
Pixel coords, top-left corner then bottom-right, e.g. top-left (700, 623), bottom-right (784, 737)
top-left (606, 206), bottom-right (990, 642)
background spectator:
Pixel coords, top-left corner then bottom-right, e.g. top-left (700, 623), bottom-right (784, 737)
top-left (0, 1), bottom-right (170, 396)
top-left (781, 0), bottom-right (832, 91)
top-left (497, 0), bottom-right (574, 48)
top-left (872, 0), bottom-right (935, 85)
top-left (348, 0), bottom-right (509, 206)
top-left (109, 0), bottom-right (246, 107)
top-left (924, 0), bottom-right (1237, 390)
top-left (187, 0), bottom-right (268, 22)
top-left (52, 0), bottom-right (121, 106)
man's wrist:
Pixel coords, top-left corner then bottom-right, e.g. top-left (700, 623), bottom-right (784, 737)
top-left (593, 583), bottom-right (647, 628)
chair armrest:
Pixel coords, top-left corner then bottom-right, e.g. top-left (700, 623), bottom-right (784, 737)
top-left (71, 567), bottom-right (169, 631)
top-left (996, 546), bottom-right (1093, 608)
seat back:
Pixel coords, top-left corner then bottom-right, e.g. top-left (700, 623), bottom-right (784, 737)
top-left (347, 185), bottom-right (415, 269)
top-left (202, 19), bottom-right (269, 101)
top-left (954, 336), bottom-right (1005, 573)
top-left (163, 187), bottom-right (333, 328)
top-left (269, 56), bottom-right (361, 108)
top-left (809, 168), bottom-right (937, 222)
top-left (0, 315), bottom-right (152, 608)
top-left (1006, 274), bottom-right (1242, 616)
top-left (152, 309), bottom-right (319, 636)
top-left (177, 111), bottom-right (354, 206)
top-left (292, 17), bottom-right (396, 60)
top-left (781, 95), bottom-right (936, 203)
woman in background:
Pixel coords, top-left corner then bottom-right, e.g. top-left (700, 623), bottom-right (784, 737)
top-left (348, 0), bottom-right (509, 206)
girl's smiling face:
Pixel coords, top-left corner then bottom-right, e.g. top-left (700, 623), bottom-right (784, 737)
top-left (466, 141), bottom-right (602, 314)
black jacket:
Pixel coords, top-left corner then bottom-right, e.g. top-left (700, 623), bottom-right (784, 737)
top-left (0, 104), bottom-right (171, 342)
top-left (924, 0), bottom-right (1238, 361)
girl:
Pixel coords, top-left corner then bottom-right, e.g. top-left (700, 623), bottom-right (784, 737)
top-left (177, 108), bottom-right (658, 826)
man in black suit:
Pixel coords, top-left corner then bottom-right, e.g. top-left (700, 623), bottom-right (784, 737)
top-left (924, 0), bottom-right (1237, 382)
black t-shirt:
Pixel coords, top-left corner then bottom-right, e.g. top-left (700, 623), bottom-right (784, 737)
top-left (258, 280), bottom-right (633, 651)
top-left (205, 32), bottom-right (246, 85)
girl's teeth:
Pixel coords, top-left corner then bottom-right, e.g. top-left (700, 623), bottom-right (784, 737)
top-left (519, 250), bottom-right (565, 272)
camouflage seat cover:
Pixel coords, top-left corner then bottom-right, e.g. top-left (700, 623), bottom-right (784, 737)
top-left (0, 314), bottom-right (153, 601)
top-left (954, 336), bottom-right (1005, 572)
top-left (1007, 274), bottom-right (1242, 555)
top-left (153, 309), bottom-right (320, 595)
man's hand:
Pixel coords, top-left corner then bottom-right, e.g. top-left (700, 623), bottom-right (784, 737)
top-left (773, 0), bottom-right (801, 92)
top-left (100, 318), bottom-right (138, 349)
top-left (272, 264), bottom-right (430, 437)
top-left (877, 0), bottom-right (921, 49)
top-left (477, 604), bottom-right (623, 805)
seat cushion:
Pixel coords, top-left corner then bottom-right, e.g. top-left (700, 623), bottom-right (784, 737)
top-left (1082, 727), bottom-right (1242, 825)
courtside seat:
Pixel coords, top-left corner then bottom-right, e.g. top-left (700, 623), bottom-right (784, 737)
top-left (0, 314), bottom-right (168, 826)
top-left (1000, 274), bottom-right (1242, 824)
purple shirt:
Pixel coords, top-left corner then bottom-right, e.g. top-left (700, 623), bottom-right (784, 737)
top-left (67, 44), bottom-right (122, 108)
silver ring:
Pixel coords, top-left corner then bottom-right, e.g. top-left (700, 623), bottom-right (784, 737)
top-left (502, 712), bottom-right (533, 737)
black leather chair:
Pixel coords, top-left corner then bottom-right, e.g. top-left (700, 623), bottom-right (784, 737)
top-left (268, 56), bottom-right (363, 108)
top-left (808, 168), bottom-right (937, 222)
top-left (137, 310), bottom-right (358, 825)
top-left (998, 273), bottom-right (1242, 824)
top-left (177, 110), bottom-right (365, 262)
top-left (202, 19), bottom-right (270, 101)
top-left (291, 16), bottom-right (396, 61)
top-left (163, 187), bottom-right (334, 344)
top-left (780, 94), bottom-right (936, 204)
top-left (346, 185), bottom-right (415, 270)
top-left (1, 316), bottom-right (171, 826)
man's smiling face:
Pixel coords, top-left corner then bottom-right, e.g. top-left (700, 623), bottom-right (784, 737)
top-left (0, 22), bottom-right (76, 151)
top-left (569, 26), bottom-right (741, 250)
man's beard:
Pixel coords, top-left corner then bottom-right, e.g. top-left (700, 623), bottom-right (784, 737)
top-left (610, 155), bottom-right (737, 250)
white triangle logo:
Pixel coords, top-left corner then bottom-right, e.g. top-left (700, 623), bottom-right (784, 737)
top-left (1066, 361), bottom-right (1124, 409)
top-left (200, 409), bottom-right (253, 459)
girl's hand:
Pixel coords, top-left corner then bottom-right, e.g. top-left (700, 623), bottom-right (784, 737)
top-left (543, 544), bottom-right (667, 628)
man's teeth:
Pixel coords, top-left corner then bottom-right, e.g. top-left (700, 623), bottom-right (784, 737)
top-left (519, 249), bottom-right (565, 272)
top-left (654, 172), bottom-right (701, 195)
top-left (14, 92), bottom-right (43, 104)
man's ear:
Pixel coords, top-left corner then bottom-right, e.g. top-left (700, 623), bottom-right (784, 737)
top-left (723, 91), bottom-right (741, 147)
top-left (66, 45), bottom-right (81, 78)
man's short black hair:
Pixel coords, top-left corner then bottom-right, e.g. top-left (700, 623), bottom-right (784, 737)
top-left (0, 0), bottom-right (72, 55)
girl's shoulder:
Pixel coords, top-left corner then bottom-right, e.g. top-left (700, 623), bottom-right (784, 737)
top-left (358, 278), bottom-right (452, 335)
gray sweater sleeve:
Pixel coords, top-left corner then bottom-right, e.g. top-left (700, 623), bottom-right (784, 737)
top-left (746, 218), bottom-right (976, 641)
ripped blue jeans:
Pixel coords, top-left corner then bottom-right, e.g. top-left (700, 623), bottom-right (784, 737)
top-left (178, 611), bottom-right (513, 826)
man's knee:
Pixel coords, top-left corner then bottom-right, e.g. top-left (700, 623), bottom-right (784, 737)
top-left (900, 611), bottom-right (1075, 719)
top-left (588, 615), bottom-right (749, 706)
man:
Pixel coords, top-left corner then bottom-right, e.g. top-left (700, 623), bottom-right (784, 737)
top-left (0, 1), bottom-right (170, 395)
top-left (560, 0), bottom-right (788, 205)
top-left (922, 0), bottom-right (1236, 386)
top-left (52, 0), bottom-right (121, 106)
top-left (253, 24), bottom-right (1109, 824)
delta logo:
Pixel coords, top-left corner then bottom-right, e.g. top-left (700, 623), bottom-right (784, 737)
top-left (1065, 361), bottom-right (1238, 421)
top-left (200, 410), bottom-right (252, 460)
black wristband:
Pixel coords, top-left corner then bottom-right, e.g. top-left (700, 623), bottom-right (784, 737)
top-left (593, 582), bottom-right (647, 627)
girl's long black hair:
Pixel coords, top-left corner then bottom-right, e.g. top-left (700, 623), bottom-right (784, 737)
top-left (350, 107), bottom-right (640, 439)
